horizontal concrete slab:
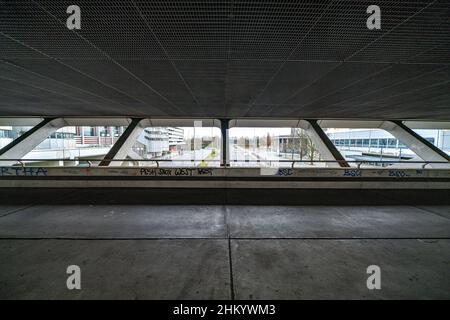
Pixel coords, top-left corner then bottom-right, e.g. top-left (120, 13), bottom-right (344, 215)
top-left (415, 206), bottom-right (450, 219)
top-left (227, 206), bottom-right (450, 238)
top-left (0, 205), bottom-right (34, 218)
top-left (0, 205), bottom-right (226, 238)
top-left (231, 239), bottom-right (450, 299)
top-left (1, 205), bottom-right (449, 299)
top-left (1, 205), bottom-right (449, 239)
top-left (0, 239), bottom-right (230, 299)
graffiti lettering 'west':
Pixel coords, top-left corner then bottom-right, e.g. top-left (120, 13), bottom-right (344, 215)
top-left (140, 168), bottom-right (215, 177)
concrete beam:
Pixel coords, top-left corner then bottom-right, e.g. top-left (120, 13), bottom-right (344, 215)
top-left (228, 119), bottom-right (300, 128)
top-left (148, 118), bottom-right (220, 128)
top-left (317, 119), bottom-right (382, 129)
top-left (99, 118), bottom-right (145, 167)
top-left (380, 121), bottom-right (450, 168)
top-left (62, 118), bottom-right (133, 127)
top-left (316, 119), bottom-right (450, 130)
top-left (0, 118), bottom-right (66, 166)
top-left (299, 120), bottom-right (350, 168)
top-left (403, 121), bottom-right (450, 130)
top-left (0, 117), bottom-right (44, 126)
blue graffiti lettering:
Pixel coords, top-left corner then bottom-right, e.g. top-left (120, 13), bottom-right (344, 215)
top-left (343, 169), bottom-right (362, 177)
top-left (36, 168), bottom-right (48, 176)
top-left (389, 170), bottom-right (409, 178)
top-left (1, 167), bottom-right (11, 176)
top-left (277, 168), bottom-right (293, 176)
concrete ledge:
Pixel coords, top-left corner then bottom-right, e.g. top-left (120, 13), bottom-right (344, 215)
top-left (2, 166), bottom-right (450, 178)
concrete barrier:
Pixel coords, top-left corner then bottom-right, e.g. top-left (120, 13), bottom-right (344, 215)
top-left (0, 166), bottom-right (449, 189)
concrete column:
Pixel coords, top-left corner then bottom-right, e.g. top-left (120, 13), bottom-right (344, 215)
top-left (97, 126), bottom-right (101, 145)
top-left (110, 126), bottom-right (115, 145)
top-left (220, 119), bottom-right (229, 167)
top-left (99, 118), bottom-right (144, 167)
top-left (299, 120), bottom-right (349, 168)
top-left (380, 121), bottom-right (450, 168)
top-left (0, 118), bottom-right (66, 166)
top-left (80, 126), bottom-right (85, 145)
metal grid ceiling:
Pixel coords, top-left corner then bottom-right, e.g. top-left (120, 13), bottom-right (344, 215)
top-left (0, 0), bottom-right (449, 119)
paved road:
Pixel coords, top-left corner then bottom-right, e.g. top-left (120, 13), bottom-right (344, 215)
top-left (159, 149), bottom-right (220, 167)
top-left (230, 145), bottom-right (302, 167)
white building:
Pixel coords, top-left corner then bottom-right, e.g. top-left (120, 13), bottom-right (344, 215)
top-left (326, 129), bottom-right (450, 161)
top-left (0, 126), bottom-right (14, 149)
top-left (0, 125), bottom-right (186, 164)
top-left (137, 127), bottom-right (185, 158)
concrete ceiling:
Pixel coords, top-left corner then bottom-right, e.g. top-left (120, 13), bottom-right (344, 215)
top-left (0, 0), bottom-right (449, 120)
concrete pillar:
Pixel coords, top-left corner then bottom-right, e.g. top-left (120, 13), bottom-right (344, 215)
top-left (380, 121), bottom-right (450, 168)
top-left (220, 119), bottom-right (229, 167)
top-left (110, 126), bottom-right (115, 145)
top-left (97, 126), bottom-right (101, 145)
top-left (80, 126), bottom-right (85, 145)
top-left (299, 120), bottom-right (350, 168)
top-left (99, 118), bottom-right (144, 167)
top-left (0, 118), bottom-right (66, 166)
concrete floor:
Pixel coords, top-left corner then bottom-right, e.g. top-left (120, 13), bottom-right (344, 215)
top-left (0, 204), bottom-right (449, 299)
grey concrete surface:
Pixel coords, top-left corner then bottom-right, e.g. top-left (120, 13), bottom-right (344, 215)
top-left (415, 206), bottom-right (450, 220)
top-left (227, 206), bottom-right (450, 238)
top-left (0, 239), bottom-right (230, 299)
top-left (0, 205), bottom-right (34, 218)
top-left (232, 239), bottom-right (450, 299)
top-left (0, 204), bottom-right (449, 299)
top-left (0, 205), bottom-right (226, 238)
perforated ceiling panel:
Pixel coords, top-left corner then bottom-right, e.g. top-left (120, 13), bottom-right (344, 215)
top-left (0, 0), bottom-right (449, 119)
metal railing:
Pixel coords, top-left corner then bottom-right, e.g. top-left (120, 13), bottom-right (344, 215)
top-left (0, 158), bottom-right (449, 169)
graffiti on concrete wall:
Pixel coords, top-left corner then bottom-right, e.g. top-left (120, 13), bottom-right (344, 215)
top-left (0, 167), bottom-right (48, 176)
top-left (140, 168), bottom-right (214, 177)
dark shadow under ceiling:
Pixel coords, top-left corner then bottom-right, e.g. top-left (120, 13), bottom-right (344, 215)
top-left (0, 0), bottom-right (449, 120)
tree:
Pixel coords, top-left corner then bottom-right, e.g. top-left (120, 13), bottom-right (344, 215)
top-left (266, 133), bottom-right (272, 150)
top-left (306, 138), bottom-right (317, 165)
top-left (292, 128), bottom-right (318, 165)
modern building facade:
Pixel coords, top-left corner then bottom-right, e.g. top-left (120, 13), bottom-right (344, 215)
top-left (0, 126), bottom-right (185, 164)
top-left (74, 126), bottom-right (125, 147)
top-left (135, 127), bottom-right (185, 158)
top-left (326, 129), bottom-right (450, 162)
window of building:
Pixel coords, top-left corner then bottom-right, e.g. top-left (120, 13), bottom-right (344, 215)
top-left (82, 127), bottom-right (95, 136)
